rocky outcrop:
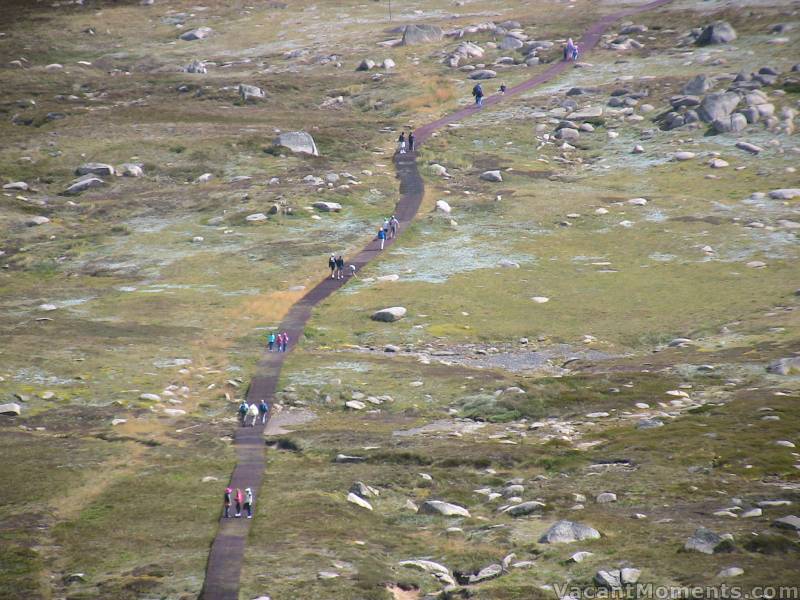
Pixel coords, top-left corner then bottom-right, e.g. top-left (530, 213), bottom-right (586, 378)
top-left (402, 24), bottom-right (443, 45)
top-left (371, 307), bottom-right (407, 322)
top-left (274, 131), bottom-right (319, 156)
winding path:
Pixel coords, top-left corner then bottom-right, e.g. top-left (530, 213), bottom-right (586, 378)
top-left (199, 1), bottom-right (672, 597)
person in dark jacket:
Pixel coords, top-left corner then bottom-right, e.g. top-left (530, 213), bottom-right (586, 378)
top-left (335, 255), bottom-right (345, 280)
top-left (472, 83), bottom-right (484, 106)
top-left (408, 131), bottom-right (415, 152)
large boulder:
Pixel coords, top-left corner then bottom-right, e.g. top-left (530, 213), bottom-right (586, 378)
top-left (684, 527), bottom-right (733, 554)
top-left (239, 84), bottom-right (266, 102)
top-left (504, 501), bottom-right (545, 517)
top-left (312, 201), bottom-right (342, 212)
top-left (0, 403), bottom-right (21, 416)
top-left (274, 131), bottom-right (319, 156)
top-left (63, 175), bottom-right (105, 195)
top-left (469, 69), bottom-right (497, 80)
top-left (767, 357), bottom-right (800, 375)
top-left (539, 520), bottom-right (601, 544)
top-left (371, 307), bottom-right (407, 322)
top-left (698, 92), bottom-right (740, 123)
top-left (480, 170), bottom-right (502, 182)
top-left (499, 35), bottom-right (523, 51)
top-left (180, 27), bottom-right (213, 41)
top-left (402, 24), bottom-right (443, 46)
top-left (75, 162), bottom-right (114, 176)
top-left (419, 500), bottom-right (470, 517)
top-left (696, 21), bottom-right (737, 45)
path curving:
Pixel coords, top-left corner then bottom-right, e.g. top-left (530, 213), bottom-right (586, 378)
top-left (200, 1), bottom-right (672, 597)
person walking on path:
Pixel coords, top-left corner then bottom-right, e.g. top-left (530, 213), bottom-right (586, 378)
top-left (244, 488), bottom-right (254, 519)
top-left (472, 83), bottom-right (484, 107)
top-left (377, 227), bottom-right (386, 250)
top-left (238, 400), bottom-right (248, 426)
top-left (571, 41), bottom-right (580, 61)
top-left (281, 332), bottom-right (289, 352)
top-left (328, 253), bottom-right (336, 278)
top-left (223, 487), bottom-right (232, 518)
top-left (408, 131), bottom-right (415, 152)
top-left (499, 83), bottom-right (507, 95)
top-left (397, 132), bottom-right (406, 154)
top-left (258, 399), bottom-right (269, 425)
top-left (335, 255), bottom-right (345, 280)
top-left (235, 488), bottom-right (243, 517)
top-left (389, 215), bottom-right (399, 239)
top-left (246, 402), bottom-right (259, 427)
top-left (268, 332), bottom-right (276, 352)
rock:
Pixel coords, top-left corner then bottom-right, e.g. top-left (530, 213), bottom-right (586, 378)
top-left (334, 454), bottom-right (365, 463)
top-left (274, 131), bottom-right (319, 156)
top-left (26, 216), bottom-right (50, 226)
top-left (539, 520), bottom-right (601, 544)
top-left (632, 145), bottom-right (644, 154)
top-left (312, 201), bottom-right (342, 212)
top-left (317, 571), bottom-right (339, 579)
top-left (76, 162), bottom-right (114, 176)
top-left (498, 259), bottom-right (520, 268)
top-left (399, 559), bottom-right (450, 577)
top-left (117, 163), bottom-right (144, 177)
top-left (195, 173), bottom-right (214, 184)
top-left (709, 158), bottom-right (729, 169)
top-left (768, 189), bottom-right (800, 200)
top-left (350, 481), bottom-right (379, 498)
top-left (531, 296), bottom-right (549, 303)
top-left (772, 515), bottom-right (800, 532)
top-left (356, 58), bottom-right (376, 71)
top-left (63, 175), bottom-right (105, 196)
top-left (499, 36), bottom-right (523, 51)
top-left (163, 408), bottom-right (185, 417)
top-left (345, 400), bottom-right (366, 410)
top-left (347, 492), bottom-right (373, 511)
top-left (429, 163), bottom-right (450, 177)
top-left (402, 24), bottom-right (443, 46)
top-left (637, 418), bottom-right (663, 429)
top-left (0, 403), bottom-right (21, 416)
top-left (673, 151), bottom-right (696, 161)
top-left (718, 567), bottom-right (744, 578)
top-left (180, 27), bottom-right (213, 41)
top-left (239, 84), bottom-right (266, 102)
top-left (245, 213), bottom-right (268, 223)
top-left (464, 563), bottom-right (502, 584)
top-left (735, 141), bottom-right (763, 154)
top-left (699, 92), bottom-right (740, 123)
top-left (696, 21), bottom-right (737, 45)
top-left (435, 200), bottom-right (452, 213)
top-left (382, 58), bottom-right (395, 70)
top-left (595, 570), bottom-right (624, 589)
top-left (684, 527), bottom-right (732, 554)
top-left (683, 74), bottom-right (713, 95)
top-left (628, 197), bottom-right (647, 206)
top-left (768, 357), bottom-right (800, 375)
top-left (570, 551), bottom-right (593, 563)
top-left (480, 170), bottom-right (502, 182)
top-left (469, 69), bottom-right (497, 80)
top-left (3, 181), bottom-right (29, 191)
top-left (596, 492), bottom-right (617, 503)
top-left (184, 59), bottom-right (207, 74)
top-left (419, 500), bottom-right (470, 518)
top-left (741, 508), bottom-right (762, 518)
top-left (371, 307), bottom-right (407, 322)
top-left (504, 501), bottom-right (545, 517)
top-left (139, 393), bottom-right (160, 402)
top-left (555, 127), bottom-right (580, 141)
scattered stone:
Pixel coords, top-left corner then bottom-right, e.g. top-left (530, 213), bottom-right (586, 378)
top-left (239, 84), bottom-right (266, 102)
top-left (334, 454), bottom-right (366, 463)
top-left (683, 74), bottom-right (713, 95)
top-left (139, 393), bottom-right (160, 402)
top-left (317, 571), bottom-right (339, 580)
top-left (684, 527), bottom-right (732, 554)
top-left (3, 181), bottom-right (29, 191)
top-left (696, 21), bottom-right (737, 45)
top-left (569, 551), bottom-right (593, 563)
top-left (0, 403), bottom-right (21, 416)
top-left (356, 59), bottom-right (376, 71)
top-left (345, 400), bottom-right (366, 410)
top-left (312, 201), bottom-right (342, 212)
top-left (768, 189), bottom-right (800, 200)
top-left (709, 158), bottom-right (729, 169)
top-left (419, 500), bottom-right (470, 518)
top-left (180, 27), bottom-right (213, 41)
top-left (596, 492), bottom-right (617, 503)
top-left (26, 216), bottom-right (50, 226)
top-left (674, 151), bottom-right (696, 161)
top-left (772, 515), bottom-right (800, 532)
top-left (741, 508), bottom-right (762, 518)
top-left (245, 213), bottom-right (268, 222)
top-left (274, 131), bottom-right (319, 156)
top-left (435, 199), bottom-right (452, 213)
top-left (402, 24), bottom-right (444, 46)
top-left (539, 520), bottom-right (600, 544)
top-left (718, 567), bottom-right (744, 578)
top-left (498, 259), bottom-right (520, 268)
top-left (469, 69), bottom-right (497, 80)
top-left (767, 358), bottom-right (800, 375)
top-left (504, 501), bottom-right (545, 517)
top-left (350, 481), bottom-right (379, 498)
top-left (735, 142), bottom-right (763, 154)
top-left (347, 492), bottom-right (373, 511)
top-left (479, 170), bottom-right (502, 183)
top-left (371, 307), bottom-right (407, 322)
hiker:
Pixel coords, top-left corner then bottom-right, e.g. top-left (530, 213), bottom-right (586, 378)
top-left (247, 402), bottom-right (259, 427)
top-left (382, 218), bottom-right (390, 237)
top-left (335, 255), bottom-right (345, 280)
top-left (499, 83), bottom-right (507, 94)
top-left (377, 227), bottom-right (386, 250)
top-left (275, 332), bottom-right (284, 352)
top-left (472, 83), bottom-right (484, 107)
top-left (235, 488), bottom-right (243, 517)
top-left (258, 399), bottom-right (269, 424)
top-left (565, 38), bottom-right (575, 61)
top-left (244, 487), bottom-right (254, 519)
top-left (238, 400), bottom-right (248, 426)
top-left (389, 215), bottom-right (399, 239)
top-left (397, 132), bottom-right (406, 154)
top-left (572, 41), bottom-right (579, 61)
top-left (328, 253), bottom-right (336, 279)
top-left (268, 331), bottom-right (276, 352)
top-left (223, 487), bottom-right (232, 518)
top-left (407, 131), bottom-right (415, 152)
top-left (280, 332), bottom-right (289, 352)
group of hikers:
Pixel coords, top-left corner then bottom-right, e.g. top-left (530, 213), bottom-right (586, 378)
top-left (564, 37), bottom-right (580, 61)
top-left (396, 130), bottom-right (415, 154)
top-left (238, 398), bottom-right (270, 427)
top-left (328, 253), bottom-right (353, 279)
top-left (378, 214), bottom-right (400, 250)
top-left (267, 331), bottom-right (289, 352)
top-left (223, 486), bottom-right (254, 519)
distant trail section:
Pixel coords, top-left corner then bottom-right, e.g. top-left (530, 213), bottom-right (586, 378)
top-left (199, 1), bottom-right (673, 597)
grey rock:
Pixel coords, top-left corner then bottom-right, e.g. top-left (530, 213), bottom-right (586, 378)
top-left (772, 515), bottom-right (800, 532)
top-left (735, 141), bottom-right (763, 154)
top-left (539, 520), bottom-right (601, 544)
top-left (371, 307), bottom-right (407, 322)
top-left (683, 74), bottom-right (713, 95)
top-left (684, 527), bottom-right (732, 554)
top-left (499, 36), bottom-right (523, 51)
top-left (402, 24), bottom-right (443, 46)
top-left (334, 454), bottom-right (366, 463)
top-left (637, 418), bottom-right (664, 430)
top-left (555, 127), bottom-right (580, 141)
top-left (0, 403), bottom-right (21, 416)
top-left (117, 163), bottom-right (144, 177)
top-left (596, 492), bottom-right (617, 503)
top-left (767, 357), bottom-right (800, 375)
top-left (312, 201), bottom-right (342, 212)
top-left (63, 175), bottom-right (105, 195)
top-left (718, 567), bottom-right (744, 578)
top-left (184, 59), bottom-right (207, 74)
top-left (696, 21), bottom-right (737, 45)
top-left (239, 84), bottom-right (266, 102)
top-left (480, 170), bottom-right (502, 182)
top-left (469, 69), bottom-right (497, 80)
top-left (346, 492), bottom-right (373, 511)
top-left (350, 481), bottom-right (379, 498)
top-left (76, 162), bottom-right (114, 176)
top-left (465, 563), bottom-right (502, 584)
top-left (768, 189), bottom-right (800, 200)
top-left (26, 216), bottom-right (50, 226)
top-left (3, 181), bottom-right (29, 191)
top-left (356, 59), bottom-right (376, 71)
top-left (699, 92), bottom-right (740, 123)
top-left (670, 95), bottom-right (701, 109)
top-left (419, 500), bottom-right (470, 517)
top-left (274, 131), bottom-right (319, 156)
top-left (504, 501), bottom-right (545, 517)
top-left (180, 27), bottom-right (213, 41)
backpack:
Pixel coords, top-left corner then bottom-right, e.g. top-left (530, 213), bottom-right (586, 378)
top-left (472, 84), bottom-right (482, 97)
